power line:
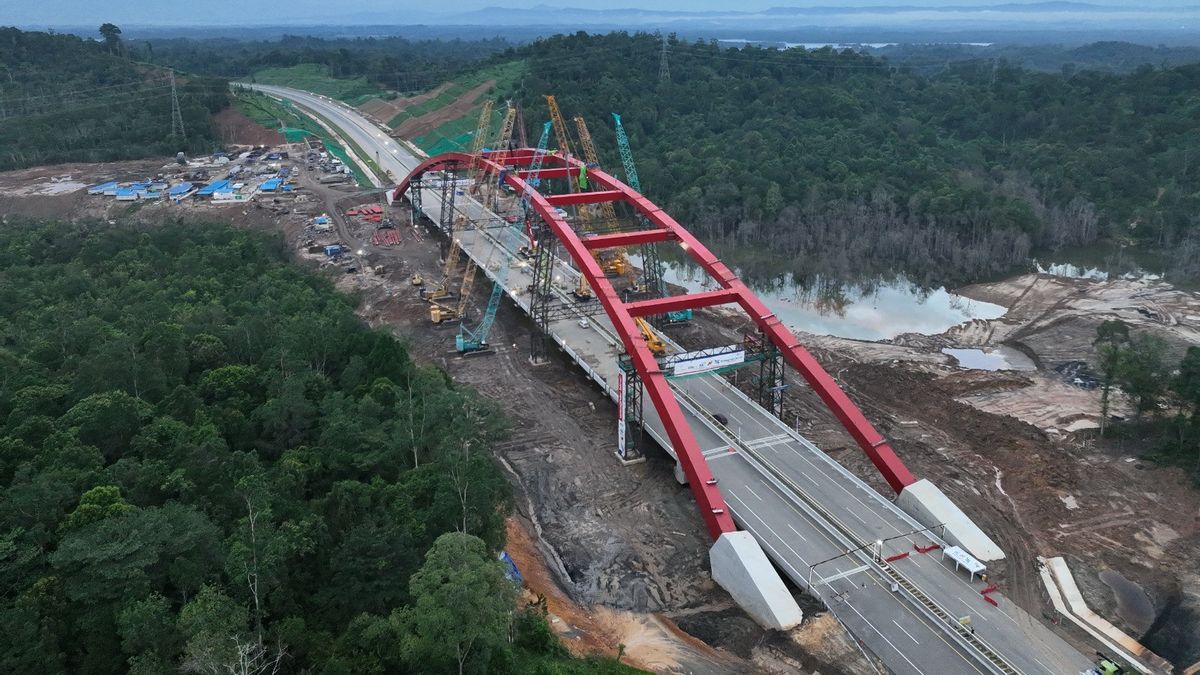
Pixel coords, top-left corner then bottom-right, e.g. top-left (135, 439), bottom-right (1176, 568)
top-left (170, 70), bottom-right (186, 140)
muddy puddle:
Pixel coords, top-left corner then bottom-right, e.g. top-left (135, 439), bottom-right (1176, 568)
top-left (942, 346), bottom-right (1037, 371)
top-left (1099, 569), bottom-right (1157, 636)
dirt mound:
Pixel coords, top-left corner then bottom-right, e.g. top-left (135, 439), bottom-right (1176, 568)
top-left (392, 80), bottom-right (495, 139)
top-left (214, 107), bottom-right (284, 146)
top-left (358, 83), bottom-right (452, 123)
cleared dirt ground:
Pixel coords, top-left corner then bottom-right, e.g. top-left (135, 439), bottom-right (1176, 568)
top-left (358, 83), bottom-right (452, 126)
top-left (696, 271), bottom-right (1200, 669)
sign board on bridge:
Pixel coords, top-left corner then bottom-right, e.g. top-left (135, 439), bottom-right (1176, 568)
top-left (668, 347), bottom-right (745, 377)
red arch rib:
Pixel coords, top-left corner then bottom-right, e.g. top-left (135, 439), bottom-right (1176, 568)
top-left (394, 149), bottom-right (916, 539)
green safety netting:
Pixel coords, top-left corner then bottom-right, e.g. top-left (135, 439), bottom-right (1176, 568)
top-left (423, 131), bottom-right (474, 157)
top-left (280, 127), bottom-right (316, 142)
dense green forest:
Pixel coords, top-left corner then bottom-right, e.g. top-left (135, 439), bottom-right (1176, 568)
top-left (0, 27), bottom-right (229, 170)
top-left (139, 35), bottom-right (511, 97)
top-left (0, 220), bottom-right (636, 674)
top-left (503, 33), bottom-right (1200, 286)
top-left (875, 41), bottom-right (1200, 76)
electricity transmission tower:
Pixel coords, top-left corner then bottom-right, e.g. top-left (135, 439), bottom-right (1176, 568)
top-left (658, 34), bottom-right (670, 83)
top-left (169, 71), bottom-right (186, 140)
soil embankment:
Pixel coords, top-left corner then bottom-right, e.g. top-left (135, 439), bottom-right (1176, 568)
top-left (390, 80), bottom-right (495, 139)
top-left (358, 82), bottom-right (452, 124)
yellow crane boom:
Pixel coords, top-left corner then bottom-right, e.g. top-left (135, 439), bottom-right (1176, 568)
top-left (467, 99), bottom-right (495, 185)
top-left (482, 103), bottom-right (518, 208)
top-left (574, 115), bottom-right (631, 278)
top-left (424, 239), bottom-right (462, 301)
top-left (546, 94), bottom-right (595, 299)
top-left (634, 317), bottom-right (667, 356)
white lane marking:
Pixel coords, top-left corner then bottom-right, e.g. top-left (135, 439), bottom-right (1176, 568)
top-left (843, 599), bottom-right (924, 674)
top-left (727, 492), bottom-right (810, 566)
top-left (788, 447), bottom-right (903, 534)
top-left (850, 509), bottom-right (868, 524)
top-left (745, 484), bottom-right (763, 501)
top-left (988, 600), bottom-right (1019, 625)
top-left (959, 598), bottom-right (987, 621)
top-left (1031, 656), bottom-right (1053, 674)
top-left (786, 523), bottom-right (809, 542)
top-left (892, 619), bottom-right (920, 644)
top-left (726, 494), bottom-right (808, 580)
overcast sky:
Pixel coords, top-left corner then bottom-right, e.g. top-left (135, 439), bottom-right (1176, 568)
top-left (8, 0), bottom-right (1162, 27)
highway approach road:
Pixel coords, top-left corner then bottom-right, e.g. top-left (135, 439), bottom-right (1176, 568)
top-left (249, 84), bottom-right (1096, 675)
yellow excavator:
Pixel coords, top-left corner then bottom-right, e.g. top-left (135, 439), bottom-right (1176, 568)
top-left (572, 274), bottom-right (593, 301)
top-left (634, 317), bottom-right (667, 356)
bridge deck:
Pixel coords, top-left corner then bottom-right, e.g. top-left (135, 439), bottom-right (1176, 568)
top-left (419, 194), bottom-right (1090, 675)
top-left (254, 84), bottom-right (1095, 675)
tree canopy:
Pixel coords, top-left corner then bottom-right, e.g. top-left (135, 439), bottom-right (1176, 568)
top-left (0, 219), bottom-right (638, 674)
top-left (0, 27), bottom-right (228, 170)
top-left (501, 32), bottom-right (1200, 286)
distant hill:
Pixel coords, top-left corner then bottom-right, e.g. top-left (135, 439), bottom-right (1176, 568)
top-left (436, 2), bottom-right (1196, 34)
top-left (876, 41), bottom-right (1200, 74)
top-left (0, 27), bottom-right (228, 170)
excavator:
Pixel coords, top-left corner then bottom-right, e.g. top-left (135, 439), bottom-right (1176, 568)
top-left (571, 274), bottom-right (593, 301)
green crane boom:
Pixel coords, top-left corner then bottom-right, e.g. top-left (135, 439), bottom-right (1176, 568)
top-left (612, 113), bottom-right (687, 321)
top-left (457, 121), bottom-right (552, 354)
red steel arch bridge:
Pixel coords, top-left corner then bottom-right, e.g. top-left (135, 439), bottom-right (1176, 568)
top-left (249, 84), bottom-right (1098, 675)
top-left (393, 148), bottom-right (916, 540)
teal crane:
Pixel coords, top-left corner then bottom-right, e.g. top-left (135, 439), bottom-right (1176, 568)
top-left (524, 122), bottom-right (553, 198)
top-left (455, 269), bottom-right (507, 353)
top-left (612, 112), bottom-right (642, 192)
top-left (457, 122), bottom-right (551, 354)
top-left (612, 113), bottom-right (690, 323)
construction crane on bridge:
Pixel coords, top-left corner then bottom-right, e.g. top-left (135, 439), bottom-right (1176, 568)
top-left (519, 121), bottom-right (553, 254)
top-left (435, 100), bottom-right (512, 325)
top-left (455, 104), bottom-right (523, 347)
top-left (634, 316), bottom-right (667, 356)
top-left (545, 95), bottom-right (594, 301)
top-left (482, 102), bottom-right (518, 210)
top-left (466, 99), bottom-right (495, 189)
top-left (573, 115), bottom-right (633, 280)
top-left (612, 112), bottom-right (688, 323)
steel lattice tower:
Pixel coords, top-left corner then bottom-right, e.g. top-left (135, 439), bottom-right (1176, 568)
top-left (169, 71), bottom-right (186, 140)
top-left (658, 34), bottom-right (670, 82)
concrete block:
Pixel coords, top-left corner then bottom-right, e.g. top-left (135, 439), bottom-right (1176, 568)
top-left (898, 479), bottom-right (1005, 562)
top-left (710, 531), bottom-right (803, 630)
top-left (673, 461), bottom-right (688, 485)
